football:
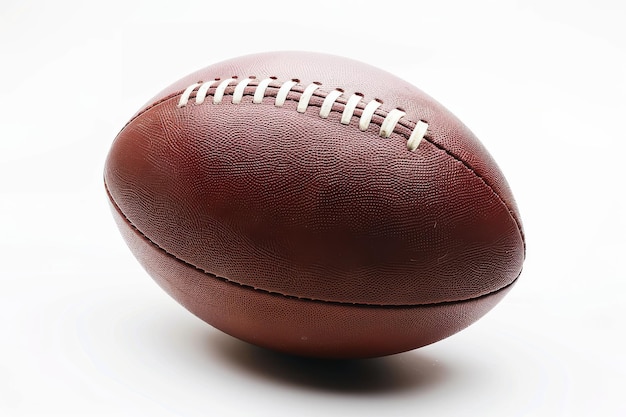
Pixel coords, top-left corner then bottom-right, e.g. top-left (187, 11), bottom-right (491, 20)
top-left (104, 51), bottom-right (525, 358)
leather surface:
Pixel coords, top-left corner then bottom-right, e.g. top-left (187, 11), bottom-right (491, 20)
top-left (104, 51), bottom-right (525, 356)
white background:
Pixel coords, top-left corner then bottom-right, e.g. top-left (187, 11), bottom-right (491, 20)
top-left (1, 0), bottom-right (624, 415)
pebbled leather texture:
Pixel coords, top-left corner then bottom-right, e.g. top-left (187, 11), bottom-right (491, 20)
top-left (104, 51), bottom-right (525, 357)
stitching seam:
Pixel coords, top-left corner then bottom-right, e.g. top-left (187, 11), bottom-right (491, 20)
top-left (105, 181), bottom-right (521, 308)
top-left (176, 78), bottom-right (428, 151)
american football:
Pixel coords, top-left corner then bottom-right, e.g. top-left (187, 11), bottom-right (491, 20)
top-left (104, 51), bottom-right (525, 358)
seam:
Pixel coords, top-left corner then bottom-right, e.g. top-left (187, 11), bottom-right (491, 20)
top-left (118, 91), bottom-right (182, 134)
top-left (424, 140), bottom-right (526, 251)
top-left (105, 180), bottom-right (521, 308)
top-left (179, 80), bottom-right (427, 148)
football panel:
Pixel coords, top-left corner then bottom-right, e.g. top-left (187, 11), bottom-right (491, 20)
top-left (130, 51), bottom-right (524, 238)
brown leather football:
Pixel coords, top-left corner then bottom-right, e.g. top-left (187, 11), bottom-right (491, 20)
top-left (104, 51), bottom-right (525, 358)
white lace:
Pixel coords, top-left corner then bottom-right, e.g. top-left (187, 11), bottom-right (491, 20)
top-left (232, 78), bottom-right (253, 104)
top-left (177, 78), bottom-right (428, 151)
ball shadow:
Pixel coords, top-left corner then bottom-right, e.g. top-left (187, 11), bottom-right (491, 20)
top-left (207, 333), bottom-right (450, 395)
